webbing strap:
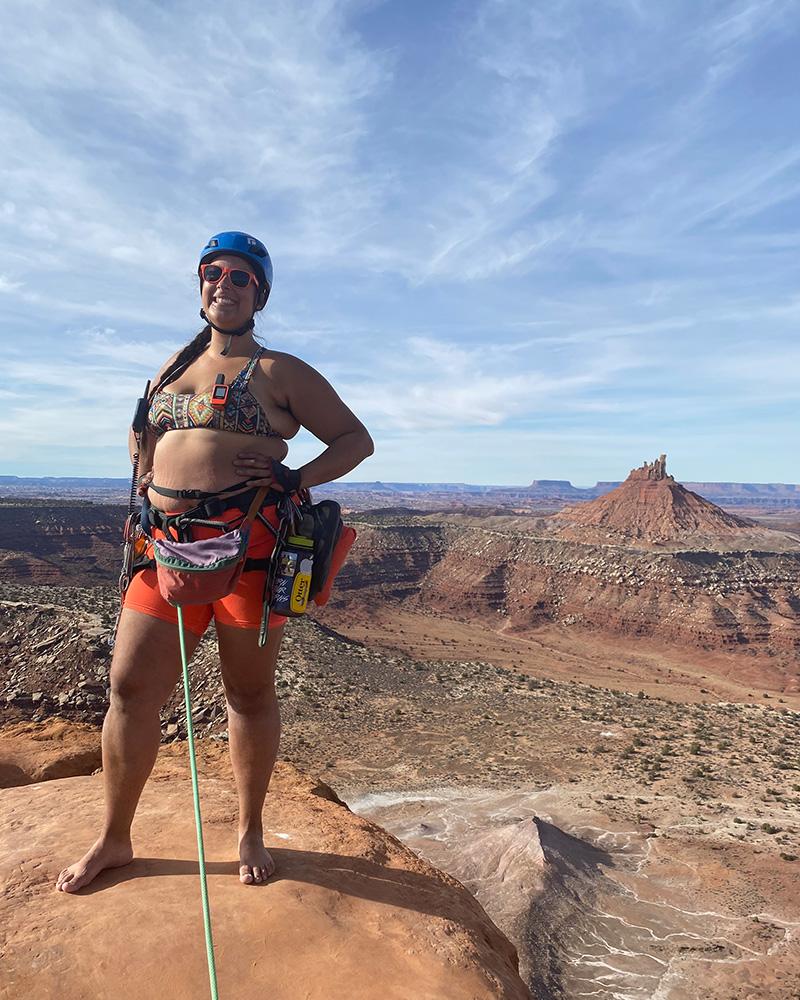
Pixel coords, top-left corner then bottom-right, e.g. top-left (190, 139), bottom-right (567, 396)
top-left (233, 345), bottom-right (265, 389)
top-left (150, 479), bottom-right (252, 501)
top-left (177, 607), bottom-right (220, 999)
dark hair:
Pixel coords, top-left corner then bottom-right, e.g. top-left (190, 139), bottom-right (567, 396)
top-left (151, 324), bottom-right (212, 395)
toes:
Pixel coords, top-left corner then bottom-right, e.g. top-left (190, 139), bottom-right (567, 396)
top-left (239, 866), bottom-right (254, 884)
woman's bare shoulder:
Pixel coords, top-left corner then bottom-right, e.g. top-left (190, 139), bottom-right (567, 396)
top-left (259, 348), bottom-right (320, 377)
top-left (259, 347), bottom-right (302, 365)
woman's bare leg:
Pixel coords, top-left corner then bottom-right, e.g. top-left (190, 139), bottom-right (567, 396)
top-left (217, 621), bottom-right (284, 885)
top-left (56, 609), bottom-right (199, 892)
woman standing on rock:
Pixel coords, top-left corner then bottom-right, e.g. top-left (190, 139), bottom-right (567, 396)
top-left (57, 231), bottom-right (373, 892)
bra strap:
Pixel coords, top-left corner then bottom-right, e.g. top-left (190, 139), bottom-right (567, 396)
top-left (238, 346), bottom-right (265, 389)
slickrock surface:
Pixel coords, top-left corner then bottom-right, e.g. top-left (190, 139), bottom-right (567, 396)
top-left (2, 603), bottom-right (800, 997)
top-left (0, 718), bottom-right (100, 787)
top-left (0, 745), bottom-right (528, 1000)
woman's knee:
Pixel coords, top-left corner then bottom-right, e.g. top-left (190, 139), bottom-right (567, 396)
top-left (223, 679), bottom-right (276, 715)
top-left (217, 621), bottom-right (283, 714)
top-left (109, 610), bottom-right (187, 709)
top-left (109, 672), bottom-right (175, 712)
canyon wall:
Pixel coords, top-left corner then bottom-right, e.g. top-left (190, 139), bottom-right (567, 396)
top-left (341, 522), bottom-right (800, 655)
top-left (0, 505), bottom-right (120, 584)
top-left (3, 505), bottom-right (799, 657)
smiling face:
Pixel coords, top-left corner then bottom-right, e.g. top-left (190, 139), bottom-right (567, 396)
top-left (200, 254), bottom-right (260, 330)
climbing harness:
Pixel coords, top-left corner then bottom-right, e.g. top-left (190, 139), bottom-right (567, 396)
top-left (117, 480), bottom-right (356, 646)
top-left (152, 486), bottom-right (270, 606)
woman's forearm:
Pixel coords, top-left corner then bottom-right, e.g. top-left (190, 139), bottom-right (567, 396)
top-left (298, 429), bottom-right (374, 489)
top-left (233, 429), bottom-right (374, 490)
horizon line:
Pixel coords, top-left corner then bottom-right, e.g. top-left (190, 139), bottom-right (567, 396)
top-left (2, 475), bottom-right (800, 490)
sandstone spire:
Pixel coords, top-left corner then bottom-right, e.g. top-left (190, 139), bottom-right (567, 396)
top-left (552, 455), bottom-right (754, 544)
top-left (627, 453), bottom-right (671, 482)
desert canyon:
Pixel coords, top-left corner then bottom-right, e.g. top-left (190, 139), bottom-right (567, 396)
top-left (1, 455), bottom-right (799, 999)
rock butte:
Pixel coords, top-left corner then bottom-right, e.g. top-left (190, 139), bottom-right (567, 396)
top-left (315, 456), bottom-right (800, 668)
top-left (553, 454), bottom-right (758, 543)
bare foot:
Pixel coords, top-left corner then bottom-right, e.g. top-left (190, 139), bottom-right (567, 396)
top-left (238, 830), bottom-right (276, 885)
top-left (56, 836), bottom-right (134, 893)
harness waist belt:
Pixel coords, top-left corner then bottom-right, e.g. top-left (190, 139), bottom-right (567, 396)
top-left (149, 478), bottom-right (263, 501)
top-left (143, 486), bottom-right (283, 538)
top-left (133, 555), bottom-right (272, 575)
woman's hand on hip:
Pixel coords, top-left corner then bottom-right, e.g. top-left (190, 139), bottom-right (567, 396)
top-left (233, 451), bottom-right (275, 488)
top-left (234, 453), bottom-right (302, 492)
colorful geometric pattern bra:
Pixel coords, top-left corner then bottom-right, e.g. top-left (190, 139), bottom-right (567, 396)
top-left (148, 346), bottom-right (283, 439)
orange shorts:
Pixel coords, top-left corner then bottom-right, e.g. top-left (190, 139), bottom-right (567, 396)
top-left (124, 502), bottom-right (288, 637)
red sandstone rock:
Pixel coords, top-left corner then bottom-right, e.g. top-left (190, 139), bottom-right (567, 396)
top-left (314, 465), bottom-right (800, 660)
top-left (553, 454), bottom-right (756, 544)
top-left (0, 743), bottom-right (530, 1000)
top-left (0, 719), bottom-right (101, 787)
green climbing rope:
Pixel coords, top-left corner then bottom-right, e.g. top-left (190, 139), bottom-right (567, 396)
top-left (177, 606), bottom-right (220, 999)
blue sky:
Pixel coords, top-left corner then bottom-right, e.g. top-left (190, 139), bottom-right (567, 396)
top-left (1, 0), bottom-right (798, 487)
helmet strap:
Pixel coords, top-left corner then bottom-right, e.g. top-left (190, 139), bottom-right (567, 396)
top-left (199, 309), bottom-right (254, 356)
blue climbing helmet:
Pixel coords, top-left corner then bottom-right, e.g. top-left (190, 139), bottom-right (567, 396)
top-left (198, 231), bottom-right (273, 308)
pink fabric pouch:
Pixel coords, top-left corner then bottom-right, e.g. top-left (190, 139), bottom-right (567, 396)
top-left (153, 488), bottom-right (268, 607)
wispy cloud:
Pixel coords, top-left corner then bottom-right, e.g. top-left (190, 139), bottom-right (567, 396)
top-left (0, 1), bottom-right (390, 282)
top-left (337, 332), bottom-right (649, 431)
top-left (1, 0), bottom-right (798, 483)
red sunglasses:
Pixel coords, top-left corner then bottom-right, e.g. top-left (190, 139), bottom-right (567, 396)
top-left (200, 263), bottom-right (260, 289)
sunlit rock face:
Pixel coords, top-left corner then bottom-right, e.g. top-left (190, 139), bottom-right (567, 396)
top-left (552, 455), bottom-right (757, 545)
top-left (0, 719), bottom-right (101, 787)
top-left (354, 525), bottom-right (800, 654)
top-left (326, 457), bottom-right (800, 656)
top-left (0, 747), bottom-right (530, 1000)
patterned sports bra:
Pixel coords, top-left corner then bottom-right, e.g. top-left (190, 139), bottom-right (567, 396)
top-left (148, 346), bottom-right (283, 439)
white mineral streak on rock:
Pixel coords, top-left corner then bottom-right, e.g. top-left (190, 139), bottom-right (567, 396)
top-left (346, 785), bottom-right (800, 999)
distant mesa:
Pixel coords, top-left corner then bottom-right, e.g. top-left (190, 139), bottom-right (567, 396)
top-left (553, 454), bottom-right (755, 544)
top-left (526, 480), bottom-right (573, 489)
